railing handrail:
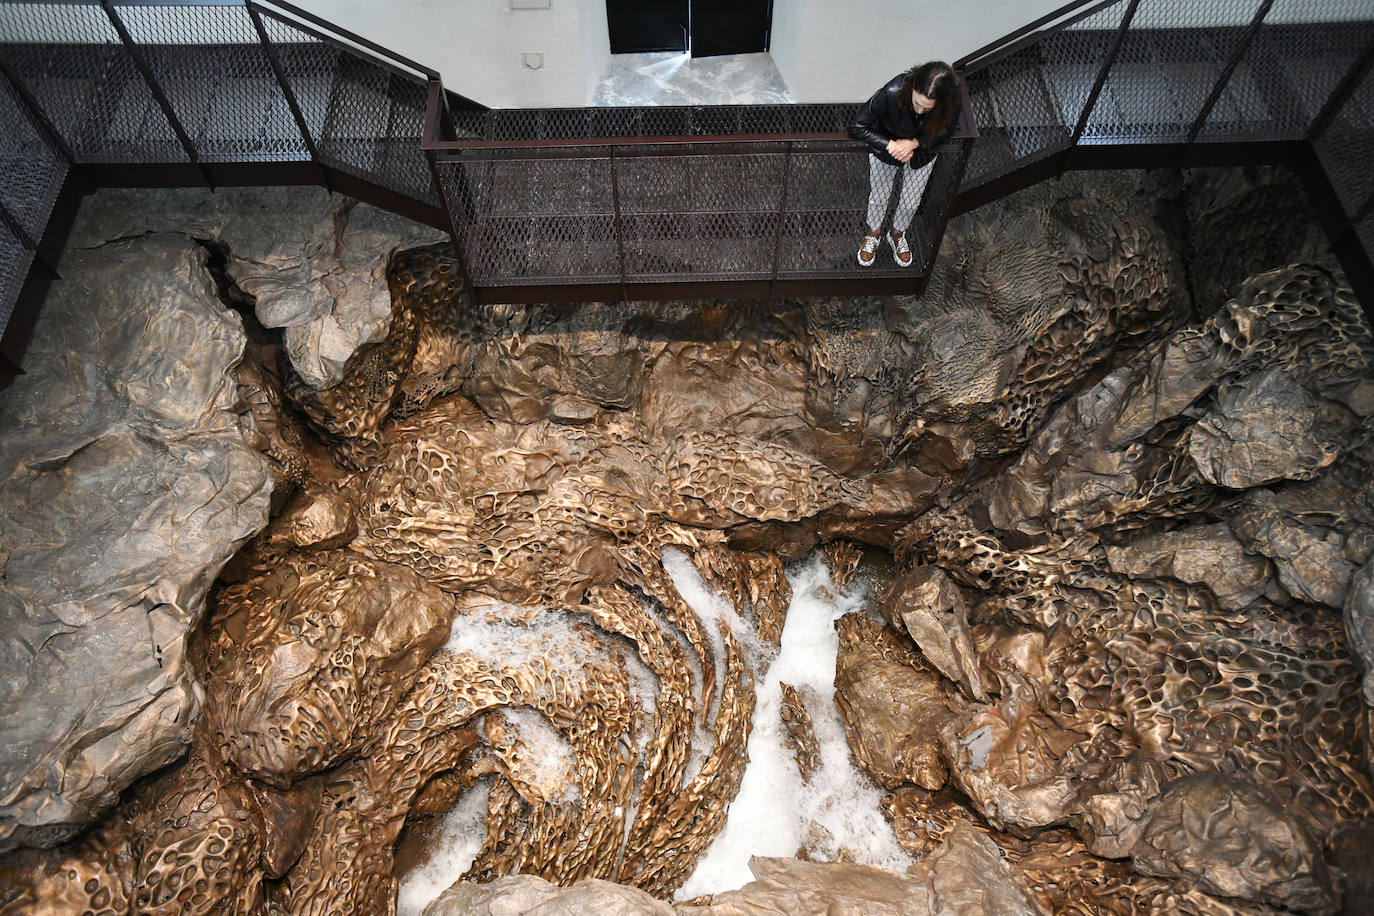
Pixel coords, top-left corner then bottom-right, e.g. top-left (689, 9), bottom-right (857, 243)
top-left (954, 0), bottom-right (1106, 69)
top-left (246, 0), bottom-right (439, 80)
top-left (420, 80), bottom-right (977, 156)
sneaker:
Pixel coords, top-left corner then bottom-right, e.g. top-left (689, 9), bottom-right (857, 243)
top-left (857, 231), bottom-right (880, 267)
top-left (888, 229), bottom-right (913, 268)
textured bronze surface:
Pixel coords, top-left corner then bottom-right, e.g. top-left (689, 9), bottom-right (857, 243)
top-left (4, 168), bottom-right (1374, 915)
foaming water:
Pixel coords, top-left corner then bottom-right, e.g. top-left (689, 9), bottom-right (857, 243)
top-left (395, 775), bottom-right (492, 916)
top-left (394, 551), bottom-right (906, 911)
top-left (674, 552), bottom-right (912, 900)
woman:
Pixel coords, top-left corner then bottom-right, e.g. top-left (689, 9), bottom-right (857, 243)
top-left (849, 61), bottom-right (963, 268)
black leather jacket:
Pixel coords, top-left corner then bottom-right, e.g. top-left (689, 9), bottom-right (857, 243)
top-left (849, 73), bottom-right (958, 169)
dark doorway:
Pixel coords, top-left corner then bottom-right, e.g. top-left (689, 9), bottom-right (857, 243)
top-left (689, 0), bottom-right (772, 58)
top-left (606, 0), bottom-right (689, 54)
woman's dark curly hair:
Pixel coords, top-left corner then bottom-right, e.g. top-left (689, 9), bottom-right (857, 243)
top-left (899, 61), bottom-right (963, 146)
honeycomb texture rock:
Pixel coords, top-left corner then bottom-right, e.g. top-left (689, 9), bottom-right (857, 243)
top-left (5, 170), bottom-right (1374, 916)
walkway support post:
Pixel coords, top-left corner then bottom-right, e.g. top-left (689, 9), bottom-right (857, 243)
top-left (247, 0), bottom-right (333, 192)
top-left (609, 144), bottom-right (628, 303)
top-left (421, 79), bottom-right (476, 299)
top-left (0, 201), bottom-right (59, 282)
top-left (0, 58), bottom-right (78, 168)
top-left (99, 0), bottom-right (212, 187)
top-left (767, 141), bottom-right (793, 301)
top-left (1185, 0), bottom-right (1274, 146)
top-left (1070, 0), bottom-right (1141, 146)
top-left (1309, 44), bottom-right (1374, 140)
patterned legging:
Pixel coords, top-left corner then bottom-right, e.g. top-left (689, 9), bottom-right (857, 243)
top-left (866, 154), bottom-right (935, 232)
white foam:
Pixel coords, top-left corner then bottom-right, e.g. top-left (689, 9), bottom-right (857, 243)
top-left (662, 548), bottom-right (750, 783)
top-left (675, 553), bottom-right (914, 900)
top-left (488, 707), bottom-right (579, 804)
top-left (396, 775), bottom-right (492, 916)
top-left (441, 605), bottom-right (593, 674)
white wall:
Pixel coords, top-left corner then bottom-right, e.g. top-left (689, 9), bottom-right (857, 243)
top-left (770, 0), bottom-right (1073, 103)
top-left (577, 0), bottom-right (611, 105)
top-left (291, 0), bottom-right (612, 108)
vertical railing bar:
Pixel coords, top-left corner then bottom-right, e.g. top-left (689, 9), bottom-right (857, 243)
top-left (767, 140), bottom-right (793, 301)
top-left (0, 59), bottom-right (78, 168)
top-left (609, 144), bottom-right (628, 302)
top-left (1309, 43), bottom-right (1374, 141)
top-left (0, 350), bottom-right (23, 379)
top-left (98, 0), bottom-right (212, 187)
top-left (1354, 187), bottom-right (1374, 225)
top-left (1185, 0), bottom-right (1274, 146)
top-left (1070, 0), bottom-right (1141, 146)
top-left (423, 149), bottom-right (475, 300)
top-left (0, 200), bottom-right (38, 254)
top-left (246, 0), bottom-right (332, 191)
top-left (320, 44), bottom-right (352, 164)
top-left (0, 200), bottom-right (59, 282)
top-left (383, 70), bottom-right (402, 182)
top-left (438, 86), bottom-right (458, 142)
top-left (920, 142), bottom-right (974, 296)
top-left (0, 194), bottom-right (62, 282)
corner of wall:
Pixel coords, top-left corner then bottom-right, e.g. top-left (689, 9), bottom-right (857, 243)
top-left (578, 0), bottom-right (611, 105)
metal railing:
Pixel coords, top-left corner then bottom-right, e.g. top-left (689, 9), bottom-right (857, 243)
top-left (421, 91), bottom-right (978, 302)
top-left (954, 0), bottom-right (1374, 240)
top-left (0, 0), bottom-right (483, 380)
top-left (1, 0), bottom-right (1370, 383)
top-left (415, 0), bottom-right (1372, 306)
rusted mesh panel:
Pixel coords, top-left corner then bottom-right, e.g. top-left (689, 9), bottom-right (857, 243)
top-left (0, 76), bottom-right (68, 243)
top-left (778, 206), bottom-right (871, 275)
top-left (311, 53), bottom-right (435, 202)
top-left (484, 156), bottom-right (613, 216)
top-left (616, 150), bottom-right (783, 281)
top-left (255, 10), bottom-right (337, 145)
top-left (1314, 63), bottom-right (1374, 220)
top-left (616, 152), bottom-right (782, 214)
top-left (112, 3), bottom-right (306, 162)
top-left (958, 1), bottom-right (1132, 188)
top-left (1077, 0), bottom-right (1266, 144)
top-left (466, 103), bottom-right (860, 142)
top-left (433, 158), bottom-right (480, 265)
top-left (434, 137), bottom-right (972, 286)
top-left (907, 149), bottom-right (967, 272)
top-left (622, 211), bottom-right (778, 281)
top-left (777, 146), bottom-right (965, 278)
top-left (0, 218), bottom-right (33, 334)
top-left (0, 1), bottom-right (186, 162)
top-left (435, 153), bottom-right (619, 285)
top-left (1202, 4), bottom-right (1374, 141)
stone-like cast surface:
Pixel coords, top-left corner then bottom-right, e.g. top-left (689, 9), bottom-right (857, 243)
top-left (206, 551), bottom-right (457, 785)
top-left (679, 824), bottom-right (1041, 915)
top-left (1130, 774), bottom-right (1336, 913)
top-left (1347, 559), bottom-right (1374, 705)
top-left (834, 614), bottom-right (951, 791)
top-left (1104, 523), bottom-right (1271, 611)
top-left (66, 187), bottom-right (445, 389)
top-left (1189, 368), bottom-right (1337, 488)
top-left (0, 234), bottom-right (273, 852)
top-left (880, 566), bottom-right (987, 700)
top-left (6, 169), bottom-right (1374, 916)
top-left (423, 874), bottom-right (674, 915)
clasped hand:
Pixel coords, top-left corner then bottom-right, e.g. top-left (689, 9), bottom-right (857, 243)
top-left (885, 138), bottom-right (920, 162)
